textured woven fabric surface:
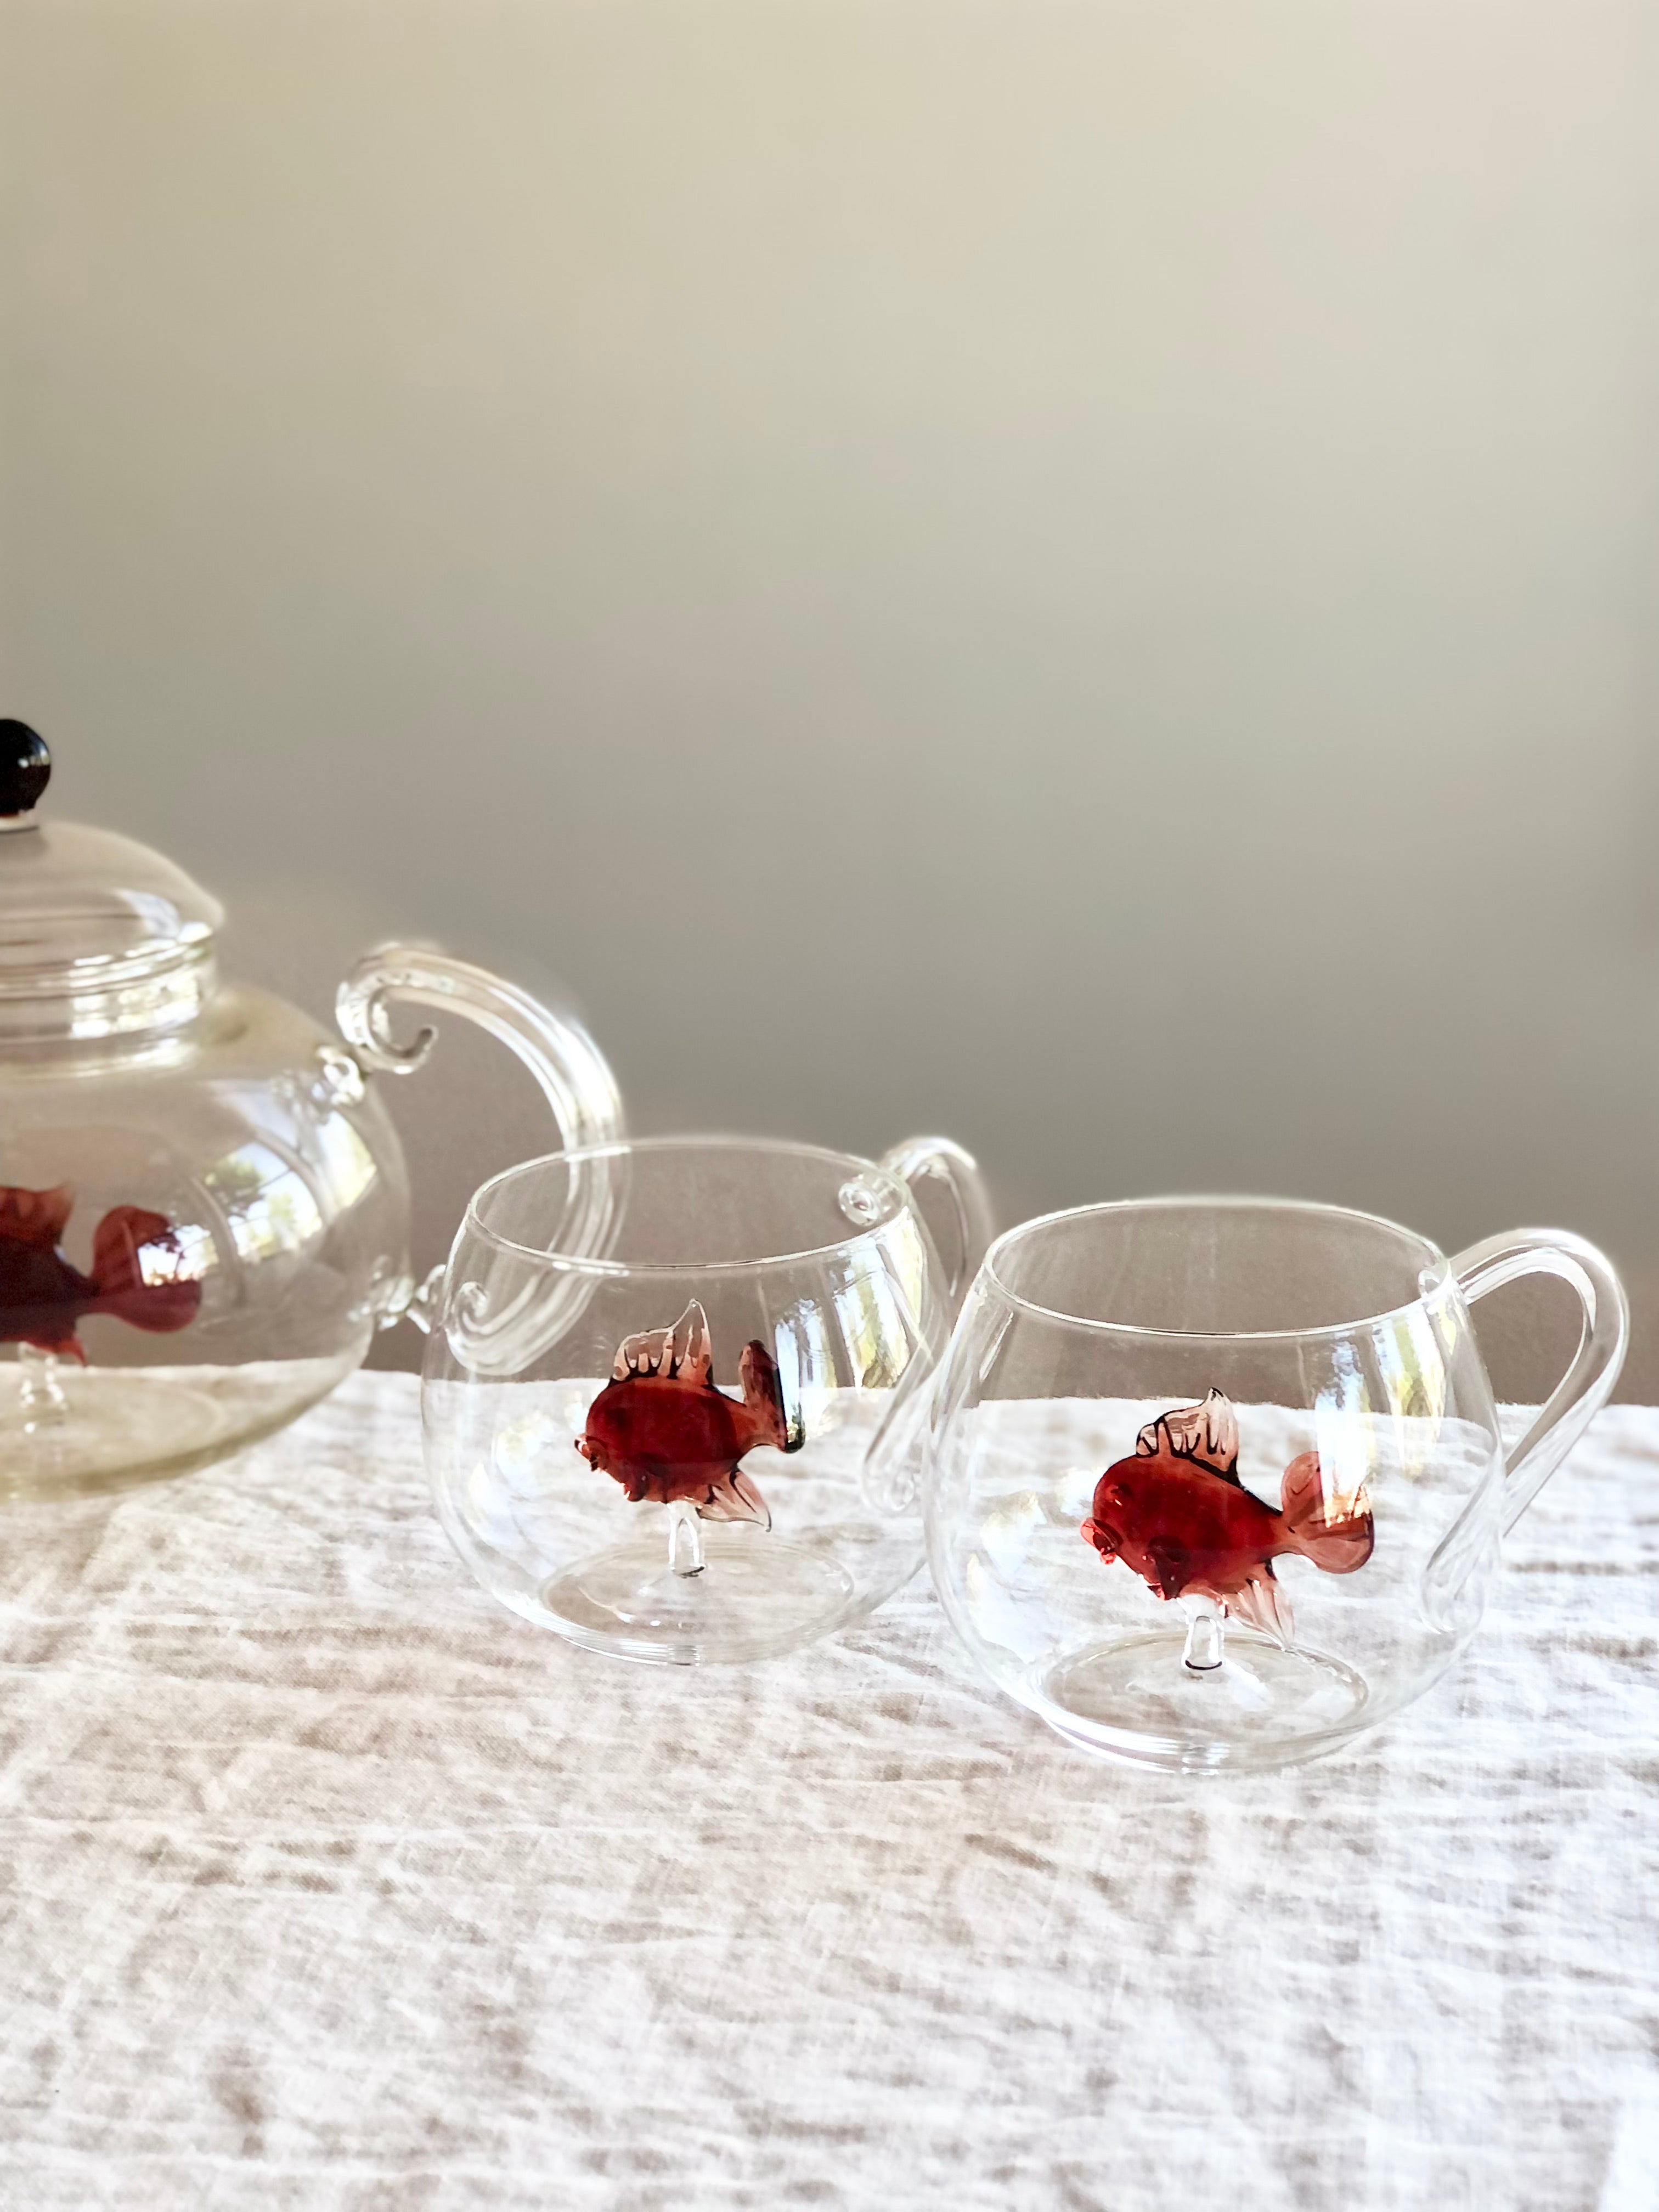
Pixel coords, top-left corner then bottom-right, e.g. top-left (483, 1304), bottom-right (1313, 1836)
top-left (0, 1374), bottom-right (1654, 2211)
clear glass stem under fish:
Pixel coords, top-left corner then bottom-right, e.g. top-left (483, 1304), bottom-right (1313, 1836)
top-left (666, 1497), bottom-right (705, 1578)
top-left (16, 1341), bottom-right (68, 1438)
top-left (1181, 1595), bottom-right (1223, 1673)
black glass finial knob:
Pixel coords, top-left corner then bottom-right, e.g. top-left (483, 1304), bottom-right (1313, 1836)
top-left (0, 722), bottom-right (50, 817)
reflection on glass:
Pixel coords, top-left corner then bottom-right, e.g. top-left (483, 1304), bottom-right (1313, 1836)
top-left (205, 1141), bottom-right (325, 1265)
top-left (307, 1111), bottom-right (379, 1215)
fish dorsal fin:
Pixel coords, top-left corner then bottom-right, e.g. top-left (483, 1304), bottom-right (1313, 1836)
top-left (1137, 1388), bottom-right (1240, 1479)
top-left (0, 1182), bottom-right (74, 1252)
top-left (612, 1299), bottom-right (714, 1384)
top-left (612, 1324), bottom-right (669, 1380)
top-left (669, 1299), bottom-right (714, 1383)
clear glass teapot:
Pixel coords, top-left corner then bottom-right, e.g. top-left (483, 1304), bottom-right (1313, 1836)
top-left (0, 723), bottom-right (623, 1499)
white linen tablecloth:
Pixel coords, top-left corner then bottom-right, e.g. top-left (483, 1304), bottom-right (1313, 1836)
top-left (0, 1374), bottom-right (1654, 2211)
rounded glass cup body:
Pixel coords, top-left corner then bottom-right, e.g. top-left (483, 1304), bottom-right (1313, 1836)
top-left (422, 1136), bottom-right (969, 1665)
top-left (923, 1198), bottom-right (1625, 1774)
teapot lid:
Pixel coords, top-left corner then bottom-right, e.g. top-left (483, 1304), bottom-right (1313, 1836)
top-left (0, 721), bottom-right (223, 1042)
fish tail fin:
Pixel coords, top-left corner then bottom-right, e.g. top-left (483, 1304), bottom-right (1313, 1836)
top-left (1280, 1450), bottom-right (1374, 1575)
top-left (697, 1470), bottom-right (771, 1530)
top-left (89, 1208), bottom-right (201, 1335)
top-left (738, 1338), bottom-right (801, 1453)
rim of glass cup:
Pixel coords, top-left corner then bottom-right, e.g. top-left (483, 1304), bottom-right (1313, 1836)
top-left (983, 1194), bottom-right (1452, 1344)
top-left (462, 1133), bottom-right (919, 1277)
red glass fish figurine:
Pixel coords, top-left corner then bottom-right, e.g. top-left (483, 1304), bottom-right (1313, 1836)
top-left (0, 1182), bottom-right (202, 1362)
top-left (1081, 1388), bottom-right (1374, 1646)
top-left (575, 1299), bottom-right (802, 1529)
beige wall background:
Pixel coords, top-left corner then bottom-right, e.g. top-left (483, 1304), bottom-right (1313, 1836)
top-left (2, 1), bottom-right (1656, 1385)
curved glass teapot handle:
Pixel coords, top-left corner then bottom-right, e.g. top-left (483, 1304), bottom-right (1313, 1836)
top-left (1449, 1228), bottom-right (1628, 1533)
top-left (336, 943), bottom-right (625, 1328)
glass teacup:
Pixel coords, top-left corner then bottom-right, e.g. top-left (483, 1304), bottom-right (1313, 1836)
top-left (421, 1134), bottom-right (992, 1664)
top-left (912, 1198), bottom-right (1626, 1772)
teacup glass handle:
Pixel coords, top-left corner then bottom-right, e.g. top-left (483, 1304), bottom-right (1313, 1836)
top-left (860, 1138), bottom-right (994, 1516)
top-left (1450, 1228), bottom-right (1628, 1533)
top-left (336, 943), bottom-right (625, 1327)
top-left (878, 1136), bottom-right (995, 1307)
